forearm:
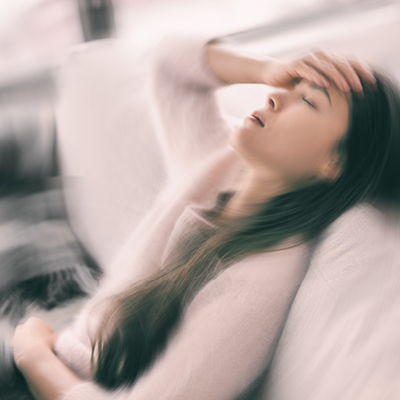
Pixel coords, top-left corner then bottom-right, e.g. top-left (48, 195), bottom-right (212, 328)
top-left (205, 38), bottom-right (273, 85)
top-left (18, 348), bottom-right (84, 400)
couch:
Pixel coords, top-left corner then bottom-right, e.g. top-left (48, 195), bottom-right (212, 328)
top-left (7, 5), bottom-right (400, 397)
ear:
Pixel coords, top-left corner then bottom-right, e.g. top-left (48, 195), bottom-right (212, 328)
top-left (317, 152), bottom-right (342, 183)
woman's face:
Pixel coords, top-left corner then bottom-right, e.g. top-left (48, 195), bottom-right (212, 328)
top-left (230, 78), bottom-right (351, 185)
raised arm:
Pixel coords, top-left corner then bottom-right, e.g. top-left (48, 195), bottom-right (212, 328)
top-left (148, 33), bottom-right (275, 185)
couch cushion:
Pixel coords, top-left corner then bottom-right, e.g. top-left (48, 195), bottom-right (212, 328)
top-left (261, 203), bottom-right (400, 400)
top-left (55, 39), bottom-right (168, 270)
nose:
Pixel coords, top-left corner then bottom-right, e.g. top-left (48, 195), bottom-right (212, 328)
top-left (266, 89), bottom-right (295, 112)
top-left (266, 93), bottom-right (279, 111)
top-left (267, 95), bottom-right (277, 111)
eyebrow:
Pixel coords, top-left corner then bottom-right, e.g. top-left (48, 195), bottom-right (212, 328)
top-left (309, 82), bottom-right (332, 106)
top-left (295, 78), bottom-right (332, 106)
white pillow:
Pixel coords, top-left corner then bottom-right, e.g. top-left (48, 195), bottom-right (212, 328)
top-left (55, 39), bottom-right (167, 270)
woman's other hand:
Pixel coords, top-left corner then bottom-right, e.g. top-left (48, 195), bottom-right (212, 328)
top-left (12, 317), bottom-right (58, 370)
top-left (12, 317), bottom-right (83, 400)
top-left (263, 49), bottom-right (377, 92)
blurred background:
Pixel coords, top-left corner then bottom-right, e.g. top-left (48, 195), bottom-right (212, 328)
top-left (1, 0), bottom-right (399, 105)
top-left (0, 0), bottom-right (400, 348)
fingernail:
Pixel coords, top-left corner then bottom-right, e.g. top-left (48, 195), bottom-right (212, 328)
top-left (355, 82), bottom-right (363, 91)
top-left (342, 82), bottom-right (350, 92)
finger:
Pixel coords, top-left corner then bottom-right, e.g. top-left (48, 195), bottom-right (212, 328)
top-left (315, 50), bottom-right (376, 88)
top-left (14, 324), bottom-right (24, 334)
top-left (303, 53), bottom-right (351, 92)
top-left (286, 61), bottom-right (330, 87)
top-left (313, 50), bottom-right (376, 91)
top-left (314, 51), bottom-right (364, 92)
top-left (348, 57), bottom-right (376, 84)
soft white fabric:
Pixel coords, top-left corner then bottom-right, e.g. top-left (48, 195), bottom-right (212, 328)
top-left (55, 38), bottom-right (167, 270)
top-left (260, 206), bottom-right (400, 400)
top-left (53, 32), bottom-right (398, 400)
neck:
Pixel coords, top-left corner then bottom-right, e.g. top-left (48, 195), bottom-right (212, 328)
top-left (219, 168), bottom-right (289, 220)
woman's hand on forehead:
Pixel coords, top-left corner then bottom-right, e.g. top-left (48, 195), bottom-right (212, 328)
top-left (262, 49), bottom-right (377, 93)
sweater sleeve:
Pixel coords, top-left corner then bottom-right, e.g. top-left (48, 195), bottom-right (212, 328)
top-left (148, 32), bottom-right (234, 185)
top-left (58, 244), bottom-right (309, 400)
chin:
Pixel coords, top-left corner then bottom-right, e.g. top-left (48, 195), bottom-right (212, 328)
top-left (230, 125), bottom-right (255, 149)
top-left (229, 128), bottom-right (246, 156)
top-left (229, 133), bottom-right (258, 167)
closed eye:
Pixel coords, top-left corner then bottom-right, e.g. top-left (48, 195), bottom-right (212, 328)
top-left (302, 96), bottom-right (316, 109)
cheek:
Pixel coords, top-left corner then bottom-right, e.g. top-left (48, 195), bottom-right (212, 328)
top-left (262, 118), bottom-right (323, 160)
top-left (263, 130), bottom-right (327, 176)
top-left (281, 122), bottom-right (335, 167)
top-left (231, 115), bottom-right (336, 178)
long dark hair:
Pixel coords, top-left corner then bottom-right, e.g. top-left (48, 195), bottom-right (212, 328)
top-left (91, 71), bottom-right (400, 389)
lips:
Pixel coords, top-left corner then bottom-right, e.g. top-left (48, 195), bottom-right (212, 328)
top-left (251, 111), bottom-right (265, 127)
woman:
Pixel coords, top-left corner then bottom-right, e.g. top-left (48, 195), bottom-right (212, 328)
top-left (11, 32), bottom-right (399, 400)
